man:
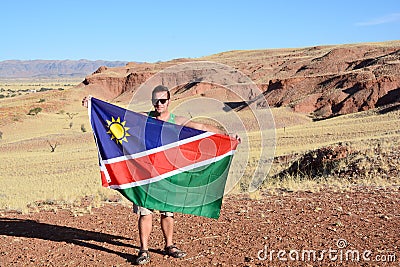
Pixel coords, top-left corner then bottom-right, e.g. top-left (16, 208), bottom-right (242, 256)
top-left (83, 85), bottom-right (240, 265)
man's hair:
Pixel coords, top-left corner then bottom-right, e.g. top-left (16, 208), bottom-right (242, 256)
top-left (152, 85), bottom-right (170, 99)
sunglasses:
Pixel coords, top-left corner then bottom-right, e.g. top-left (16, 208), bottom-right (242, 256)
top-left (152, 98), bottom-right (169, 105)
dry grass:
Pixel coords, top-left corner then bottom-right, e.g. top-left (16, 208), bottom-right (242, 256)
top-left (228, 105), bottom-right (400, 193)
top-left (0, 83), bottom-right (124, 213)
top-left (0, 83), bottom-right (399, 213)
top-left (0, 78), bottom-right (81, 89)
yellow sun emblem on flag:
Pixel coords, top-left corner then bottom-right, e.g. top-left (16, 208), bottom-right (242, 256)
top-left (106, 117), bottom-right (130, 144)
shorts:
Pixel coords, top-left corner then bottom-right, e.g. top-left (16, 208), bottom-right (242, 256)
top-left (133, 204), bottom-right (174, 217)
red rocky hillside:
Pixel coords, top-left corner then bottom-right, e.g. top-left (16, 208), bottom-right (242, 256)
top-left (80, 41), bottom-right (400, 118)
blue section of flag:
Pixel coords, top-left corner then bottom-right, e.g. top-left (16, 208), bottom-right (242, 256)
top-left (90, 97), bottom-right (205, 161)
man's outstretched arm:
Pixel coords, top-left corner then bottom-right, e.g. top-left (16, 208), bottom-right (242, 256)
top-left (175, 115), bottom-right (241, 143)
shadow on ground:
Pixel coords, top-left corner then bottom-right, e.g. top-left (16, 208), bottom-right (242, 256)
top-left (0, 218), bottom-right (164, 264)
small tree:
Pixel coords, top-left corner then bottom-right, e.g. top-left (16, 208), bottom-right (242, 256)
top-left (0, 131), bottom-right (3, 140)
top-left (69, 122), bottom-right (73, 129)
top-left (66, 112), bottom-right (78, 120)
top-left (81, 124), bottom-right (87, 133)
top-left (47, 140), bottom-right (58, 152)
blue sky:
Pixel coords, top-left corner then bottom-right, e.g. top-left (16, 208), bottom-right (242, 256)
top-left (1, 0), bottom-right (399, 62)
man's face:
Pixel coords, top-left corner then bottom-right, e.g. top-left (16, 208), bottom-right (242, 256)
top-left (152, 91), bottom-right (170, 114)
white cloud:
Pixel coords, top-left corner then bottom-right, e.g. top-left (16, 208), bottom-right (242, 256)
top-left (356, 13), bottom-right (400, 26)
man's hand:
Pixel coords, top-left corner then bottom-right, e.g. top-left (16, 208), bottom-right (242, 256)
top-left (82, 96), bottom-right (91, 108)
top-left (229, 133), bottom-right (241, 144)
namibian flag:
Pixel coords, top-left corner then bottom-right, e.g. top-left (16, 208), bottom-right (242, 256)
top-left (88, 97), bottom-right (239, 219)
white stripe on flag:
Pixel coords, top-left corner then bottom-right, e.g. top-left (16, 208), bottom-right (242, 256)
top-left (103, 131), bottom-right (215, 164)
top-left (107, 149), bottom-right (235, 189)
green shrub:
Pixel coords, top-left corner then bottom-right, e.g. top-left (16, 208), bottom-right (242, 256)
top-left (28, 107), bottom-right (42, 115)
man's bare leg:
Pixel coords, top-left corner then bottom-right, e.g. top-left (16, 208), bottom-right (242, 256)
top-left (138, 214), bottom-right (153, 250)
top-left (161, 215), bottom-right (186, 258)
top-left (160, 214), bottom-right (174, 247)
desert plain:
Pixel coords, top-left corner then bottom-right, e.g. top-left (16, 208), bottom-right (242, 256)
top-left (0, 41), bottom-right (399, 266)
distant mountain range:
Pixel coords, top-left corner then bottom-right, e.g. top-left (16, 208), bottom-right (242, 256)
top-left (0, 59), bottom-right (128, 78)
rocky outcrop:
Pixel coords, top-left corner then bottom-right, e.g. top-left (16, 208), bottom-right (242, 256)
top-left (80, 41), bottom-right (400, 118)
top-left (257, 46), bottom-right (400, 118)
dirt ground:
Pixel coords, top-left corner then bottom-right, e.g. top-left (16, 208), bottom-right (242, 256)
top-left (0, 186), bottom-right (399, 267)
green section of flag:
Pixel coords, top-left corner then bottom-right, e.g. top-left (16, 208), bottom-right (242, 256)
top-left (117, 155), bottom-right (233, 219)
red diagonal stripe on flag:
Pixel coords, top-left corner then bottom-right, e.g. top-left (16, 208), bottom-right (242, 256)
top-left (102, 134), bottom-right (236, 187)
